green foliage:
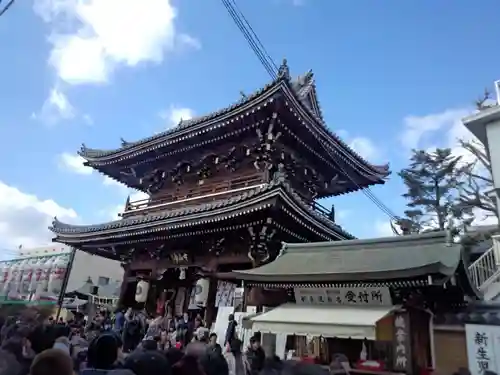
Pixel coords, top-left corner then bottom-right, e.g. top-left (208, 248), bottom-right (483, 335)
top-left (398, 148), bottom-right (469, 233)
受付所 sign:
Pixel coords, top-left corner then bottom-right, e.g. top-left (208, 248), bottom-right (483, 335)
top-left (294, 286), bottom-right (392, 307)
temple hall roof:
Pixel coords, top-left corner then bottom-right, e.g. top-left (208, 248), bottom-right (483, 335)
top-left (229, 231), bottom-right (464, 283)
top-left (50, 178), bottom-right (354, 248)
top-left (77, 60), bottom-right (389, 182)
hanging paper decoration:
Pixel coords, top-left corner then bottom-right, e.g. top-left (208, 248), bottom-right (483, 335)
top-left (48, 254), bottom-right (70, 295)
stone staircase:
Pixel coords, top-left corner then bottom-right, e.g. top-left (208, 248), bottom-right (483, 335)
top-left (468, 235), bottom-right (500, 300)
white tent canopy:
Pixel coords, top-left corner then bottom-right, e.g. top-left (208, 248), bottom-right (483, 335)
top-left (245, 304), bottom-right (393, 340)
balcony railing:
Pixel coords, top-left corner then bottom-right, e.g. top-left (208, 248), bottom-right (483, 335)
top-left (122, 177), bottom-right (336, 223)
top-left (124, 175), bottom-right (265, 214)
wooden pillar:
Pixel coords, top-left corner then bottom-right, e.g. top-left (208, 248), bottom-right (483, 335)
top-left (204, 277), bottom-right (218, 328)
top-left (118, 263), bottom-right (130, 309)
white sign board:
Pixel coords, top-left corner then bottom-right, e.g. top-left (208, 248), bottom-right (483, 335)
top-left (465, 324), bottom-right (500, 375)
top-left (294, 287), bottom-right (392, 307)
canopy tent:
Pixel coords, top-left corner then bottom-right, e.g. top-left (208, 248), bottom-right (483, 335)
top-left (243, 304), bottom-right (393, 340)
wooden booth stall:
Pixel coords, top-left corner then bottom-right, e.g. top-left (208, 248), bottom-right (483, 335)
top-left (49, 60), bottom-right (390, 326)
top-left (220, 231), bottom-right (482, 375)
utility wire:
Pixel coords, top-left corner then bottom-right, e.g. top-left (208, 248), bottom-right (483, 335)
top-left (0, 0), bottom-right (15, 17)
top-left (219, 0), bottom-right (398, 222)
top-left (227, 0), bottom-right (279, 73)
top-left (221, 0), bottom-right (277, 79)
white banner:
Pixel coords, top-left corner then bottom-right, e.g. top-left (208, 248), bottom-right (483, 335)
top-left (466, 324), bottom-right (500, 375)
top-left (294, 286), bottom-right (392, 307)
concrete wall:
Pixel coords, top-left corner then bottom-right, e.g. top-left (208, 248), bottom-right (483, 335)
top-left (66, 250), bottom-right (123, 293)
top-left (14, 244), bottom-right (123, 295)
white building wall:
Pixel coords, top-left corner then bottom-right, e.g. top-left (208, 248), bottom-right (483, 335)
top-left (66, 250), bottom-right (123, 293)
top-left (12, 244), bottom-right (123, 296)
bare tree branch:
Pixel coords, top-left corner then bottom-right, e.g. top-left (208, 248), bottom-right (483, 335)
top-left (459, 139), bottom-right (498, 220)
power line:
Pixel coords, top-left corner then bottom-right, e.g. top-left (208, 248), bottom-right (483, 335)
top-left (0, 0), bottom-right (15, 17)
top-left (219, 0), bottom-right (399, 223)
top-left (226, 0), bottom-right (279, 73)
top-left (220, 0), bottom-right (277, 79)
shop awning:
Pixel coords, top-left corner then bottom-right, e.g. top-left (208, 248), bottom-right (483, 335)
top-left (245, 304), bottom-right (393, 340)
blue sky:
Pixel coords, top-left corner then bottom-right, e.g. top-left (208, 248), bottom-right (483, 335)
top-left (0, 0), bottom-right (499, 258)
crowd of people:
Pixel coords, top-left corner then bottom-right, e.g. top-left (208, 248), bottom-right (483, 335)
top-left (0, 308), bottom-right (310, 375)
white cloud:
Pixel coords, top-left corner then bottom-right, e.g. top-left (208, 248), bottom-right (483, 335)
top-left (58, 153), bottom-right (92, 175)
top-left (33, 87), bottom-right (75, 124)
top-left (160, 105), bottom-right (195, 128)
top-left (34, 0), bottom-right (200, 85)
top-left (349, 137), bottom-right (380, 160)
top-left (400, 108), bottom-right (472, 151)
top-left (103, 176), bottom-right (124, 188)
top-left (0, 182), bottom-right (77, 257)
top-left (336, 129), bottom-right (381, 161)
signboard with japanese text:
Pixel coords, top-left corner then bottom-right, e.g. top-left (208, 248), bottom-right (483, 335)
top-left (294, 287), bottom-right (392, 307)
top-left (392, 311), bottom-right (412, 372)
top-left (465, 324), bottom-right (500, 375)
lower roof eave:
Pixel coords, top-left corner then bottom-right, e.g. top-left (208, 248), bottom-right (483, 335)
top-left (227, 263), bottom-right (451, 283)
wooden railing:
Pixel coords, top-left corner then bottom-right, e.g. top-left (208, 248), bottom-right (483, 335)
top-left (123, 175), bottom-right (335, 223)
top-left (125, 175), bottom-right (264, 213)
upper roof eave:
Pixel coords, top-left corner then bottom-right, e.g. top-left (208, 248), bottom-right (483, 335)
top-left (229, 231), bottom-right (462, 282)
top-left (77, 61), bottom-right (390, 181)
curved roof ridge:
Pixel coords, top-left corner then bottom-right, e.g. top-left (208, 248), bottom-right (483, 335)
top-left (282, 231), bottom-right (447, 253)
top-left (78, 78), bottom-right (282, 160)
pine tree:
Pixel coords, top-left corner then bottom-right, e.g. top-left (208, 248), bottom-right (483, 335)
top-left (398, 148), bottom-right (469, 232)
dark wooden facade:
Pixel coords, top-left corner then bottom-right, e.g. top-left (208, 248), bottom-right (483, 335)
top-left (49, 60), bottom-right (390, 322)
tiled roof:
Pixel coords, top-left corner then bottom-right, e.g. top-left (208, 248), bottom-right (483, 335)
top-left (50, 179), bottom-right (354, 240)
top-left (230, 231), bottom-right (463, 282)
top-left (77, 61), bottom-right (389, 179)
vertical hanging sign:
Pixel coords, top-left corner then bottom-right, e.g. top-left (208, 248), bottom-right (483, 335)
top-left (392, 311), bottom-right (412, 373)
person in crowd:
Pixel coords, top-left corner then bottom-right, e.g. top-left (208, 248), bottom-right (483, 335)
top-left (29, 348), bottom-right (73, 375)
top-left (164, 347), bottom-right (184, 367)
top-left (122, 349), bottom-right (172, 375)
top-left (208, 332), bottom-right (222, 355)
top-left (172, 354), bottom-right (205, 375)
top-left (247, 335), bottom-right (265, 375)
top-left (114, 308), bottom-right (126, 333)
top-left (185, 327), bottom-right (209, 357)
top-left (224, 314), bottom-right (237, 348)
top-left (122, 309), bottom-right (145, 353)
top-left (224, 338), bottom-right (250, 375)
top-left (52, 336), bottom-right (71, 355)
top-left (199, 348), bottom-right (229, 375)
top-left (159, 330), bottom-right (173, 351)
top-left (0, 343), bottom-right (22, 375)
top-left (81, 333), bottom-right (121, 375)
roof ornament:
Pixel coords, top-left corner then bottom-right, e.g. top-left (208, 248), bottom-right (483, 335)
top-left (329, 204), bottom-right (335, 222)
top-left (80, 143), bottom-right (87, 152)
top-left (120, 138), bottom-right (130, 147)
top-left (240, 91), bottom-right (247, 99)
top-left (277, 58), bottom-right (290, 80)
